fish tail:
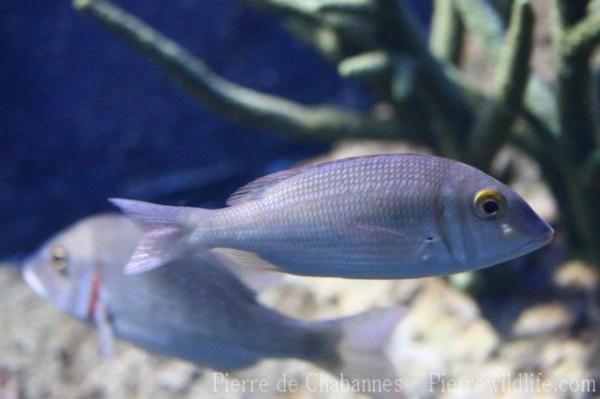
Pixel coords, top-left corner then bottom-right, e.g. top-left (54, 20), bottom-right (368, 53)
top-left (314, 306), bottom-right (407, 398)
top-left (109, 198), bottom-right (210, 274)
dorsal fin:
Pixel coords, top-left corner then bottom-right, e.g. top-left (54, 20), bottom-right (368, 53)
top-left (226, 165), bottom-right (309, 206)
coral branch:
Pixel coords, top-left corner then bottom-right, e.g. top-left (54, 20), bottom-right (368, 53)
top-left (242, 0), bottom-right (378, 50)
top-left (491, 0), bottom-right (516, 23)
top-left (453, 0), bottom-right (504, 55)
top-left (389, 54), bottom-right (418, 103)
top-left (494, 0), bottom-right (534, 111)
top-left (316, 0), bottom-right (376, 15)
top-left (239, 0), bottom-right (319, 20)
top-left (278, 0), bottom-right (470, 152)
top-left (454, 0), bottom-right (558, 140)
top-left (430, 0), bottom-right (464, 66)
top-left (469, 0), bottom-right (534, 169)
top-left (554, 0), bottom-right (598, 163)
top-left (73, 0), bottom-right (418, 141)
top-left (585, 149), bottom-right (600, 190)
top-left (336, 49), bottom-right (436, 147)
top-left (338, 50), bottom-right (392, 81)
top-left (564, 12), bottom-right (600, 56)
top-left (285, 19), bottom-right (346, 62)
top-left (376, 0), bottom-right (473, 157)
top-left (243, 0), bottom-right (377, 19)
top-left (338, 50), bottom-right (418, 101)
top-left (554, 0), bottom-right (587, 27)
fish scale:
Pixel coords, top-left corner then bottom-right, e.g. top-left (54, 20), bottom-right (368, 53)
top-left (219, 156), bottom-right (446, 275)
top-left (111, 154), bottom-right (554, 278)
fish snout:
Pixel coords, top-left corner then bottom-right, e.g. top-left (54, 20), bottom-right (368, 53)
top-left (536, 219), bottom-right (554, 246)
top-left (511, 213), bottom-right (554, 256)
top-left (514, 198), bottom-right (554, 247)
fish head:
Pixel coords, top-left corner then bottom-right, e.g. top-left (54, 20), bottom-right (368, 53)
top-left (440, 165), bottom-right (554, 269)
top-left (22, 214), bottom-right (137, 320)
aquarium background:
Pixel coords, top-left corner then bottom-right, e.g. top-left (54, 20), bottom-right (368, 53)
top-left (3, 1), bottom-right (599, 399)
top-left (2, 0), bottom-right (428, 258)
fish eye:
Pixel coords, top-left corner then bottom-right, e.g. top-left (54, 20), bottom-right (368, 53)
top-left (473, 189), bottom-right (506, 219)
top-left (51, 245), bottom-right (69, 275)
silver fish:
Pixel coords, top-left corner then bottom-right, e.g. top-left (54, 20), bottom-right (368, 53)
top-left (111, 154), bottom-right (554, 278)
top-left (22, 214), bottom-right (405, 379)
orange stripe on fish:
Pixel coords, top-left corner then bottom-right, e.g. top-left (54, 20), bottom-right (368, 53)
top-left (87, 271), bottom-right (101, 321)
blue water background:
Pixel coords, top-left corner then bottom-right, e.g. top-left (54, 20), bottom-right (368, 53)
top-left (0, 0), bottom-right (432, 258)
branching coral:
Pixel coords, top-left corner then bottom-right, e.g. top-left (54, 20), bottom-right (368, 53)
top-left (73, 0), bottom-right (600, 264)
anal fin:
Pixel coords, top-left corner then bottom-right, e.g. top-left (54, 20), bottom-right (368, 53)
top-left (217, 254), bottom-right (284, 293)
top-left (210, 248), bottom-right (282, 273)
top-left (94, 300), bottom-right (116, 358)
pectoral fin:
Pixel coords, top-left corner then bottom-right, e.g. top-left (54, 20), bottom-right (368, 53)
top-left (94, 300), bottom-right (116, 358)
top-left (352, 221), bottom-right (437, 262)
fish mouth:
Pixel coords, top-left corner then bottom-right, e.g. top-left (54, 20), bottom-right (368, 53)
top-left (539, 224), bottom-right (555, 245)
top-left (22, 267), bottom-right (48, 300)
top-left (514, 226), bottom-right (555, 256)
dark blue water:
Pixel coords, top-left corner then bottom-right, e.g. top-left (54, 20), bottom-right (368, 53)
top-left (0, 0), bottom-right (431, 259)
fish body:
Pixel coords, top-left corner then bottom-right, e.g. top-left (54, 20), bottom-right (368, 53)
top-left (22, 214), bottom-right (404, 375)
top-left (113, 154), bottom-right (554, 278)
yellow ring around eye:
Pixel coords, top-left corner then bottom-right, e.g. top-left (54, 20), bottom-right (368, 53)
top-left (473, 189), bottom-right (507, 219)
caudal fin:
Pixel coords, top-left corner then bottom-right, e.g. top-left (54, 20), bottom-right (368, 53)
top-left (109, 198), bottom-right (197, 274)
top-left (316, 307), bottom-right (407, 398)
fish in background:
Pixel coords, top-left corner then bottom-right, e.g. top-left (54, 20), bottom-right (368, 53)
top-left (111, 154), bottom-right (554, 278)
top-left (22, 214), bottom-right (406, 387)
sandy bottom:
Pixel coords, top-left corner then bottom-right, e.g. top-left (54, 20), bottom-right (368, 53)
top-left (1, 260), bottom-right (599, 399)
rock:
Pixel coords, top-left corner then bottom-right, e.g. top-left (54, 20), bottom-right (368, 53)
top-left (554, 260), bottom-right (599, 293)
top-left (512, 303), bottom-right (575, 338)
top-left (539, 339), bottom-right (590, 370)
top-left (454, 321), bottom-right (500, 362)
top-left (3, 258), bottom-right (599, 399)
